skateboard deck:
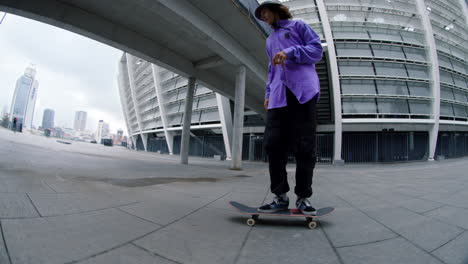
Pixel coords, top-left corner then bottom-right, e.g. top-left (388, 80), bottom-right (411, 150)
top-left (229, 201), bottom-right (335, 229)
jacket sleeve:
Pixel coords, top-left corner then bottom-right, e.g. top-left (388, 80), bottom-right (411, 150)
top-left (265, 44), bottom-right (273, 99)
top-left (265, 62), bottom-right (272, 99)
top-left (283, 20), bottom-right (323, 65)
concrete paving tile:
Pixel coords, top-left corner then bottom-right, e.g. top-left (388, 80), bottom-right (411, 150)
top-left (134, 206), bottom-right (250, 264)
top-left (433, 232), bottom-right (468, 264)
top-left (395, 198), bottom-right (444, 214)
top-left (363, 206), bottom-right (463, 251)
top-left (363, 206), bottom-right (427, 230)
top-left (27, 191), bottom-right (146, 216)
top-left (425, 206), bottom-right (468, 229)
top-left (337, 237), bottom-right (442, 264)
top-left (0, 194), bottom-right (39, 218)
top-left (237, 224), bottom-right (340, 264)
top-left (157, 182), bottom-right (231, 200)
top-left (320, 207), bottom-right (397, 248)
top-left (396, 219), bottom-right (463, 252)
top-left (0, 178), bottom-right (54, 193)
top-left (77, 244), bottom-right (175, 264)
top-left (337, 193), bottom-right (385, 208)
top-left (119, 195), bottom-right (212, 225)
top-left (2, 208), bottom-right (159, 264)
top-left (444, 190), bottom-right (468, 209)
top-left (0, 222), bottom-right (10, 264)
top-left (207, 190), bottom-right (267, 211)
top-left (44, 177), bottom-right (122, 193)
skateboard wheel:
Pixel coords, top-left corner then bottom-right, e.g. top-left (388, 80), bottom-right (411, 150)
top-left (308, 221), bottom-right (318, 229)
top-left (246, 218), bottom-right (256, 226)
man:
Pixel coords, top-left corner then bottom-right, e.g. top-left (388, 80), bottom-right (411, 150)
top-left (255, 1), bottom-right (323, 215)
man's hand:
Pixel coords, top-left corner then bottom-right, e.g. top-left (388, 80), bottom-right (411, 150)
top-left (264, 98), bottom-right (269, 109)
top-left (272, 51), bottom-right (287, 66)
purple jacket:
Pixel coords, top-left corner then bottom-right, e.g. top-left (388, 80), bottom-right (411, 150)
top-left (265, 19), bottom-right (323, 109)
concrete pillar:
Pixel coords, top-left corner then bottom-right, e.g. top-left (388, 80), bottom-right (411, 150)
top-left (151, 64), bottom-right (174, 154)
top-left (125, 53), bottom-right (147, 152)
top-left (316, 0), bottom-right (344, 165)
top-left (216, 93), bottom-right (233, 160)
top-left (132, 135), bottom-right (138, 150)
top-left (180, 77), bottom-right (196, 164)
top-left (141, 133), bottom-right (148, 152)
top-left (230, 66), bottom-right (246, 170)
top-left (415, 0), bottom-right (441, 161)
top-left (117, 57), bottom-right (133, 139)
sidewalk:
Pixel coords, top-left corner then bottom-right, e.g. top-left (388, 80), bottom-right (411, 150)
top-left (0, 128), bottom-right (467, 264)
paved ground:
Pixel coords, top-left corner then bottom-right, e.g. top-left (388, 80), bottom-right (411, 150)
top-left (0, 127), bottom-right (467, 264)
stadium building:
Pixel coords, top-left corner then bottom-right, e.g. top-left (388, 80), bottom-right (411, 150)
top-left (118, 0), bottom-right (467, 163)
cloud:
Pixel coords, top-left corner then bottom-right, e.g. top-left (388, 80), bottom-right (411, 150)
top-left (0, 14), bottom-right (125, 134)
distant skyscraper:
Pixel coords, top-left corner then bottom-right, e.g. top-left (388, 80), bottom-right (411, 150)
top-left (95, 120), bottom-right (109, 143)
top-left (73, 111), bottom-right (87, 131)
top-left (42, 109), bottom-right (55, 129)
top-left (9, 65), bottom-right (39, 131)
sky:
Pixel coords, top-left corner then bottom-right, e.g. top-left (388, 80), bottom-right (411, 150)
top-left (0, 13), bottom-right (126, 134)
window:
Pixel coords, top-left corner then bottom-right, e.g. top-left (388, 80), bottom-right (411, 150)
top-left (333, 30), bottom-right (369, 39)
top-left (441, 86), bottom-right (455, 100)
top-left (440, 103), bottom-right (454, 116)
top-left (401, 32), bottom-right (424, 45)
top-left (404, 48), bottom-right (426, 61)
top-left (339, 61), bottom-right (375, 75)
top-left (377, 98), bottom-right (409, 114)
top-left (440, 71), bottom-right (454, 85)
top-left (374, 62), bottom-right (407, 77)
top-left (336, 43), bottom-right (372, 57)
top-left (406, 65), bottom-right (429, 79)
top-left (453, 104), bottom-right (467, 117)
top-left (376, 80), bottom-right (409, 96)
top-left (369, 31), bottom-right (402, 42)
top-left (453, 89), bottom-right (468, 103)
top-left (372, 45), bottom-right (406, 60)
top-left (342, 98), bottom-right (377, 114)
top-left (408, 100), bottom-right (431, 115)
top-left (341, 79), bottom-right (376, 94)
top-left (453, 75), bottom-right (466, 88)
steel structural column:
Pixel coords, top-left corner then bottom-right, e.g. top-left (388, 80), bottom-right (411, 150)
top-left (415, 0), bottom-right (441, 161)
top-left (216, 93), bottom-right (233, 160)
top-left (230, 66), bottom-right (246, 170)
top-left (151, 64), bottom-right (174, 154)
top-left (126, 53), bottom-right (148, 152)
top-left (132, 135), bottom-right (138, 150)
top-left (316, 0), bottom-right (344, 165)
top-left (180, 77), bottom-right (196, 164)
top-left (117, 59), bottom-right (133, 140)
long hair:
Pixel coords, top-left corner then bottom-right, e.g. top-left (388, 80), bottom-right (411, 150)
top-left (271, 5), bottom-right (293, 20)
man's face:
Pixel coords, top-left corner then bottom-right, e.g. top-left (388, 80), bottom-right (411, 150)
top-left (260, 8), bottom-right (275, 25)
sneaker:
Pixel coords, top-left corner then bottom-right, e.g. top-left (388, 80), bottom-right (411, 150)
top-left (257, 195), bottom-right (289, 213)
top-left (296, 197), bottom-right (317, 215)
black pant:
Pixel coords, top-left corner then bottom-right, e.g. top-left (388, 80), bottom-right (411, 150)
top-left (264, 88), bottom-right (317, 198)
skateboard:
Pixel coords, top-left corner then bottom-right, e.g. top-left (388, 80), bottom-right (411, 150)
top-left (229, 201), bottom-right (335, 229)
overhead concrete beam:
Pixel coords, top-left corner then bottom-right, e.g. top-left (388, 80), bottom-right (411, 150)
top-left (0, 0), bottom-right (268, 116)
top-left (158, 0), bottom-right (267, 82)
top-left (0, 0), bottom-right (195, 77)
top-left (195, 56), bottom-right (226, 70)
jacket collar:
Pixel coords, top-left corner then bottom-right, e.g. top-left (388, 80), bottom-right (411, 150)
top-left (272, 19), bottom-right (292, 30)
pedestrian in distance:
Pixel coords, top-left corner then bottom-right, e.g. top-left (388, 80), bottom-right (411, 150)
top-left (12, 117), bottom-right (17, 133)
top-left (255, 1), bottom-right (323, 215)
